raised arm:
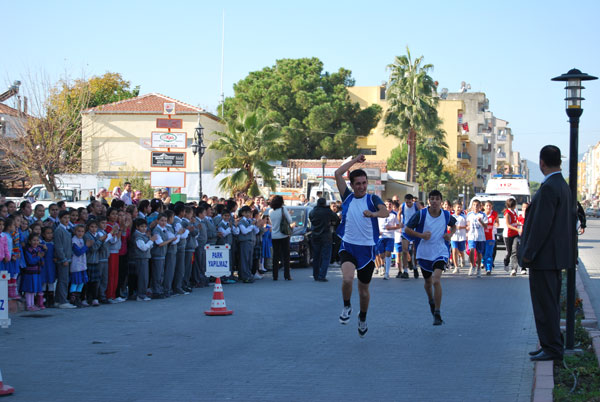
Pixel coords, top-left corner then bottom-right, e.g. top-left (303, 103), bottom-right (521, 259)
top-left (334, 154), bottom-right (366, 195)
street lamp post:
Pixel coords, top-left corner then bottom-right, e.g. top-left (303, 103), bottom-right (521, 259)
top-left (320, 155), bottom-right (327, 195)
top-left (191, 115), bottom-right (207, 200)
top-left (551, 68), bottom-right (597, 350)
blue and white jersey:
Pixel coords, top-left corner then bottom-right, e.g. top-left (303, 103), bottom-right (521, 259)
top-left (401, 202), bottom-right (419, 235)
top-left (336, 188), bottom-right (384, 246)
top-left (378, 211), bottom-right (398, 239)
top-left (406, 208), bottom-right (456, 261)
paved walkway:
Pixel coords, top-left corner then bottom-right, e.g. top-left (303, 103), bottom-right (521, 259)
top-left (1, 259), bottom-right (538, 401)
top-left (578, 218), bottom-right (600, 326)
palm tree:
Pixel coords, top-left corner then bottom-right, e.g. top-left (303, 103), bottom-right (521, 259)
top-left (210, 110), bottom-right (284, 196)
top-left (385, 47), bottom-right (441, 183)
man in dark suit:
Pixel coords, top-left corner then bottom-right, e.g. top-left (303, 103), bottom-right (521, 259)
top-left (519, 145), bottom-right (574, 361)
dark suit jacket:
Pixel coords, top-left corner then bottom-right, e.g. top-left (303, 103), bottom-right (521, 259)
top-left (518, 172), bottom-right (574, 270)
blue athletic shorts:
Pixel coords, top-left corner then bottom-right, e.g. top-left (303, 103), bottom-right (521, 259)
top-left (451, 240), bottom-right (466, 252)
top-left (417, 257), bottom-right (448, 273)
top-left (394, 242), bottom-right (402, 253)
top-left (377, 238), bottom-right (395, 254)
top-left (339, 241), bottom-right (377, 270)
top-left (468, 240), bottom-right (486, 254)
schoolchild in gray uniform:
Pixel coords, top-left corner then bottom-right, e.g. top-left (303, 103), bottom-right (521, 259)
top-left (83, 220), bottom-right (104, 306)
top-left (193, 206), bottom-right (209, 287)
top-left (217, 209), bottom-right (239, 272)
top-left (54, 210), bottom-right (76, 308)
top-left (150, 213), bottom-right (176, 299)
top-left (172, 203), bottom-right (190, 295)
top-left (226, 199), bottom-right (240, 282)
top-left (182, 206), bottom-right (198, 290)
top-left (237, 206), bottom-right (259, 283)
top-left (96, 216), bottom-right (112, 303)
top-left (163, 210), bottom-right (180, 296)
top-left (204, 204), bottom-right (218, 246)
top-left (213, 204), bottom-right (224, 232)
top-left (130, 218), bottom-right (156, 301)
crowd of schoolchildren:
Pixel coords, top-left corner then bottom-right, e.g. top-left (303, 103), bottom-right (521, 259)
top-left (374, 194), bottom-right (527, 280)
top-left (0, 193), bottom-right (274, 311)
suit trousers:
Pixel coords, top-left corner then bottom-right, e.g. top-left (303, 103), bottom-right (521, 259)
top-left (164, 251), bottom-right (177, 292)
top-left (184, 250), bottom-right (194, 287)
top-left (151, 258), bottom-right (165, 294)
top-left (192, 247), bottom-right (207, 285)
top-left (529, 269), bottom-right (563, 358)
top-left (98, 261), bottom-right (108, 299)
top-left (135, 258), bottom-right (150, 297)
top-left (239, 241), bottom-right (254, 281)
top-left (55, 262), bottom-right (70, 305)
top-left (173, 249), bottom-right (186, 291)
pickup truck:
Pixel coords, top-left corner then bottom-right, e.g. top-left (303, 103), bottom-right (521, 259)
top-left (20, 184), bottom-right (89, 210)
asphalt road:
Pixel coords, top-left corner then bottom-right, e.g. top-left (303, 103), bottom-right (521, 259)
top-left (0, 258), bottom-right (538, 401)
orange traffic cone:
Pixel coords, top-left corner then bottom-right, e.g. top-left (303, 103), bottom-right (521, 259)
top-left (204, 278), bottom-right (233, 316)
top-left (0, 368), bottom-right (14, 396)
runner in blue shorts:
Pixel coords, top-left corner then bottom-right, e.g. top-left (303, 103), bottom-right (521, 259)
top-left (404, 189), bottom-right (456, 326)
top-left (376, 199), bottom-right (399, 279)
top-left (334, 155), bottom-right (389, 337)
top-left (466, 199), bottom-right (488, 277)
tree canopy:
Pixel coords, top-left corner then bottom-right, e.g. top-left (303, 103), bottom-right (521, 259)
top-left (385, 47), bottom-right (445, 183)
top-left (210, 111), bottom-right (285, 196)
top-left (0, 72), bottom-right (139, 197)
top-left (220, 58), bottom-right (382, 159)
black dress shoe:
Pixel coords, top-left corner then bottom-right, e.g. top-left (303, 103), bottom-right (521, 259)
top-left (529, 348), bottom-right (543, 356)
top-left (530, 351), bottom-right (562, 362)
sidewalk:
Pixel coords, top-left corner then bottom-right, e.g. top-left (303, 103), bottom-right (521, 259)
top-left (0, 263), bottom-right (537, 401)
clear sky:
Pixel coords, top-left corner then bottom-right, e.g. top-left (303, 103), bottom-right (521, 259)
top-left (3, 0), bottom-right (599, 163)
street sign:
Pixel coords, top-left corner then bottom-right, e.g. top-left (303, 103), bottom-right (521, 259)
top-left (151, 152), bottom-right (186, 168)
top-left (0, 271), bottom-right (10, 329)
top-left (163, 102), bottom-right (175, 115)
top-left (150, 171), bottom-right (186, 188)
top-left (205, 245), bottom-right (230, 277)
top-left (156, 118), bottom-right (183, 129)
top-left (151, 131), bottom-right (187, 149)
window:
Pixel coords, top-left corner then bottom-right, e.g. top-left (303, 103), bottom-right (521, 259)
top-left (380, 86), bottom-right (386, 100)
top-left (358, 148), bottom-right (377, 155)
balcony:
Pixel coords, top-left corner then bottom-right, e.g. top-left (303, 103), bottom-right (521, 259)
top-left (457, 152), bottom-right (471, 161)
top-left (497, 151), bottom-right (507, 159)
top-left (482, 143), bottom-right (491, 153)
top-left (497, 134), bottom-right (507, 142)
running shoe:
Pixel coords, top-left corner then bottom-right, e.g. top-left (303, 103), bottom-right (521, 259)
top-left (358, 315), bottom-right (368, 337)
top-left (521, 269), bottom-right (527, 275)
top-left (452, 267), bottom-right (458, 274)
top-left (339, 305), bottom-right (352, 324)
top-left (486, 270), bottom-right (491, 276)
top-left (401, 272), bottom-right (409, 279)
top-left (413, 269), bottom-right (419, 278)
top-left (383, 274), bottom-right (389, 280)
top-left (433, 312), bottom-right (444, 326)
top-left (396, 271), bottom-right (403, 278)
top-left (510, 269), bottom-right (517, 276)
top-left (476, 268), bottom-right (482, 278)
top-left (468, 267), bottom-right (474, 276)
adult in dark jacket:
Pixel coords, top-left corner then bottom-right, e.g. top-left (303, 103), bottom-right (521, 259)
top-left (519, 145), bottom-right (574, 362)
top-left (309, 198), bottom-right (340, 281)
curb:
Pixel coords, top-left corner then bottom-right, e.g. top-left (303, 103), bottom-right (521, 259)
top-left (576, 262), bottom-right (600, 372)
top-left (532, 360), bottom-right (554, 402)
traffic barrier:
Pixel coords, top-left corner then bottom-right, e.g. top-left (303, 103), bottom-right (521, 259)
top-left (204, 277), bottom-right (233, 316)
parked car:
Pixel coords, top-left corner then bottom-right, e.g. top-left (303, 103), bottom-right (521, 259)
top-left (265, 205), bottom-right (313, 267)
top-left (585, 208), bottom-right (600, 218)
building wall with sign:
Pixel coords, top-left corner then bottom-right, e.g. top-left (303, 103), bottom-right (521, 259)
top-left (81, 113), bottom-right (224, 175)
